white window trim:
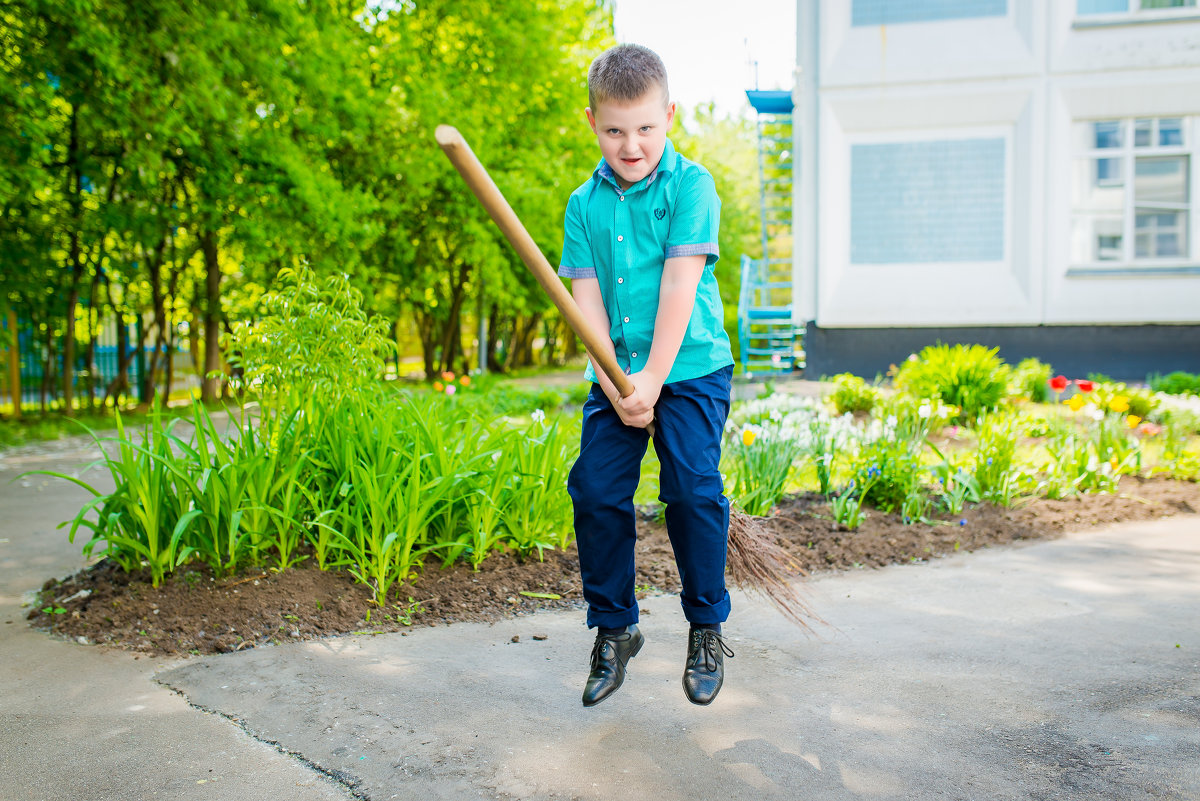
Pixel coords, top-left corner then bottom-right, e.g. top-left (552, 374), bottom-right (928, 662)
top-left (1071, 116), bottom-right (1197, 272)
top-left (847, 126), bottom-right (1012, 269)
top-left (1074, 0), bottom-right (1200, 28)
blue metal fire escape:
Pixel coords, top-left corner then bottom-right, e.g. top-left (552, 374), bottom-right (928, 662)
top-left (738, 90), bottom-right (797, 375)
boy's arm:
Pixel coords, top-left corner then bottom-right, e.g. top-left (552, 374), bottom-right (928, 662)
top-left (572, 278), bottom-right (653, 429)
top-left (621, 254), bottom-right (707, 417)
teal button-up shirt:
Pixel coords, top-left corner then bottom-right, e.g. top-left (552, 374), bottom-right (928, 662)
top-left (558, 138), bottom-right (734, 385)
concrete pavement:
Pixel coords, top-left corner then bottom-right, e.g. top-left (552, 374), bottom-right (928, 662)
top-left (2, 438), bottom-right (1198, 800)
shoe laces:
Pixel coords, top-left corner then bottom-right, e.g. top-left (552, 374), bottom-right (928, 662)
top-left (590, 630), bottom-right (632, 670)
top-left (691, 629), bottom-right (735, 672)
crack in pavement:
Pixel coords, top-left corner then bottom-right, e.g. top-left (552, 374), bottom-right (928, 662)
top-left (154, 675), bottom-right (367, 800)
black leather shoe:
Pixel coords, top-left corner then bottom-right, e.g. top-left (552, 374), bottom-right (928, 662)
top-left (582, 625), bottom-right (644, 707)
top-left (682, 627), bottom-right (734, 706)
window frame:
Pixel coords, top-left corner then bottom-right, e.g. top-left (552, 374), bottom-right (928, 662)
top-left (1075, 0), bottom-right (1200, 24)
top-left (1072, 116), bottom-right (1196, 269)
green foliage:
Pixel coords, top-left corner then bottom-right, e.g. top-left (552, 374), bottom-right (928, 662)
top-left (1149, 371), bottom-right (1200, 397)
top-left (724, 425), bottom-right (806, 516)
top-left (972, 412), bottom-right (1025, 506)
top-left (808, 415), bottom-right (838, 496)
top-left (830, 482), bottom-right (872, 531)
top-left (1009, 358), bottom-right (1053, 403)
top-left (852, 418), bottom-right (931, 519)
top-left (223, 266), bottom-right (395, 402)
top-left (827, 373), bottom-right (881, 416)
top-left (893, 344), bottom-right (1012, 424)
top-left (1089, 381), bottom-right (1157, 419)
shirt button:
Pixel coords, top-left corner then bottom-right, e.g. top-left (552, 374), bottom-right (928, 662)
top-left (631, 352), bottom-right (638, 358)
top-left (617, 235), bottom-right (624, 242)
top-left (619, 196), bottom-right (625, 201)
top-left (623, 316), bottom-right (630, 323)
top-left (618, 278), bottom-right (624, 284)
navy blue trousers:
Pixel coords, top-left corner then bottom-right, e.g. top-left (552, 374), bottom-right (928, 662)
top-left (567, 365), bottom-right (733, 629)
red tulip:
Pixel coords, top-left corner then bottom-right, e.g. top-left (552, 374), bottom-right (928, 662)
top-left (1049, 375), bottom-right (1069, 392)
top-left (1075, 379), bottom-right (1095, 393)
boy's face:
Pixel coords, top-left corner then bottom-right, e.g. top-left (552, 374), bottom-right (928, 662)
top-left (586, 90), bottom-right (676, 190)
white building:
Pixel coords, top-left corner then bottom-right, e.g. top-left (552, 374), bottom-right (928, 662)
top-left (792, 0), bottom-right (1200, 379)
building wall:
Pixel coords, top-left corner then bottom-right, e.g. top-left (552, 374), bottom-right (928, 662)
top-left (800, 0), bottom-right (1200, 331)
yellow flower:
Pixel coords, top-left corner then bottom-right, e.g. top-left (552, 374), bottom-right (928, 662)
top-left (742, 428), bottom-right (756, 447)
top-left (433, 381), bottom-right (443, 392)
top-left (1126, 415), bottom-right (1142, 429)
top-left (1067, 394), bottom-right (1087, 412)
top-left (1109, 395), bottom-right (1130, 414)
top-left (1109, 456), bottom-right (1119, 471)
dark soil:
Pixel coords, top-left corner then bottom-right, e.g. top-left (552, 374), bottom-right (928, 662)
top-left (27, 475), bottom-right (1200, 657)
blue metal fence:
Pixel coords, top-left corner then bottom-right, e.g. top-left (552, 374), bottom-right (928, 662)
top-left (2, 312), bottom-right (147, 410)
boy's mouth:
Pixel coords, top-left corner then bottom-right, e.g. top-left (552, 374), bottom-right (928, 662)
top-left (621, 157), bottom-right (642, 166)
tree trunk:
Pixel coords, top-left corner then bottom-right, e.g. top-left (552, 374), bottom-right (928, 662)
top-left (84, 271), bottom-right (101, 412)
top-left (511, 313), bottom-right (541, 368)
top-left (40, 324), bottom-right (53, 414)
top-left (200, 229), bottom-right (222, 402)
top-left (6, 310), bottom-right (20, 419)
top-left (415, 309), bottom-right (437, 380)
top-left (485, 305), bottom-right (505, 373)
top-left (105, 314), bottom-right (130, 409)
top-left (436, 262), bottom-right (470, 374)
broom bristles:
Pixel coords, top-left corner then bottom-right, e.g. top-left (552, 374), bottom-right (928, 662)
top-left (727, 507), bottom-right (823, 632)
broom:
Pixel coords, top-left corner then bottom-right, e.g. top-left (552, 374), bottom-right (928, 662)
top-left (435, 125), bottom-right (818, 630)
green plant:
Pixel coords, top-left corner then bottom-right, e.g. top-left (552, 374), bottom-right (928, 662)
top-left (222, 265), bottom-right (395, 403)
top-left (827, 373), bottom-right (881, 416)
top-left (493, 415), bottom-right (580, 559)
top-left (893, 343), bottom-right (1011, 424)
top-left (725, 425), bottom-right (806, 516)
top-left (1149, 371), bottom-right (1200, 397)
top-left (851, 408), bottom-right (933, 515)
top-left (971, 412), bottom-right (1025, 506)
top-left (808, 415), bottom-right (837, 496)
top-left (830, 476), bottom-right (876, 530)
top-left (22, 407), bottom-right (202, 588)
top-left (1009, 358), bottom-right (1053, 403)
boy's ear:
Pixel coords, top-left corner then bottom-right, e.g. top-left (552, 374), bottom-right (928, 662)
top-left (666, 101), bottom-right (676, 128)
top-left (585, 107), bottom-right (598, 134)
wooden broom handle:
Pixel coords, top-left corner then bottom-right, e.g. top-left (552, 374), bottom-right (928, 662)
top-left (434, 125), bottom-right (635, 400)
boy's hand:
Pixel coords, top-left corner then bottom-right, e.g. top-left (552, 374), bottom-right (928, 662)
top-left (610, 371), bottom-right (662, 429)
top-left (610, 385), bottom-right (655, 429)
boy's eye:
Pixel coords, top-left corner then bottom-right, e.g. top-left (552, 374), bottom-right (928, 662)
top-left (606, 128), bottom-right (621, 135)
top-left (640, 126), bottom-right (652, 133)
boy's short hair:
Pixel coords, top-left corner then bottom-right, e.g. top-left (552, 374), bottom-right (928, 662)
top-left (587, 44), bottom-right (669, 109)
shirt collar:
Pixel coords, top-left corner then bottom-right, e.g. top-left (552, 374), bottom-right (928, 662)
top-left (593, 138), bottom-right (678, 191)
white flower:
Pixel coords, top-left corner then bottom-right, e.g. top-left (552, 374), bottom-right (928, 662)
top-left (531, 409), bottom-right (546, 424)
top-left (886, 415), bottom-right (898, 428)
top-left (918, 403), bottom-right (932, 419)
top-left (769, 409), bottom-right (782, 423)
top-left (1089, 408), bottom-right (1104, 422)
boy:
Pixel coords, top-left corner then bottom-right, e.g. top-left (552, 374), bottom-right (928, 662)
top-left (558, 43), bottom-right (736, 707)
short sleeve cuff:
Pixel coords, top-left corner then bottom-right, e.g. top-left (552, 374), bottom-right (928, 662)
top-left (665, 243), bottom-right (719, 259)
top-left (558, 265), bottom-right (597, 279)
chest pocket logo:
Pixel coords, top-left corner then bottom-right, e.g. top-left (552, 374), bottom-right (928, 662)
top-left (654, 208), bottom-right (666, 220)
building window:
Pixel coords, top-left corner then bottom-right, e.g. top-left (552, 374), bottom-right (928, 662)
top-left (1077, 0), bottom-right (1198, 16)
top-left (1072, 117), bottom-right (1192, 265)
top-left (852, 0), bottom-right (1007, 26)
top-left (850, 137), bottom-right (1006, 264)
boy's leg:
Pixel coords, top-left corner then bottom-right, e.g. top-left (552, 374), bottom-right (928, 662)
top-left (654, 365), bottom-right (735, 705)
top-left (653, 365), bottom-right (734, 625)
top-left (568, 383), bottom-right (650, 630)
